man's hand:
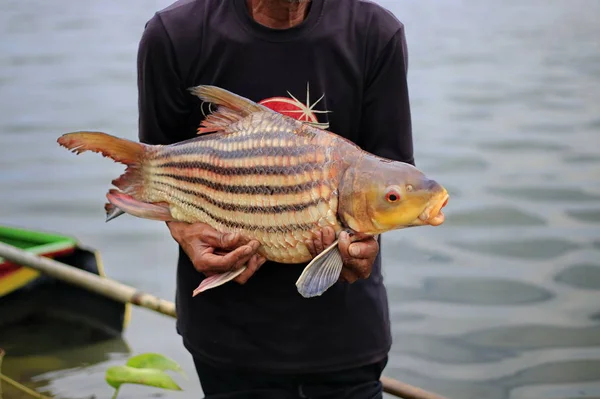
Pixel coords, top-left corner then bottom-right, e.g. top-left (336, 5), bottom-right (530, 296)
top-left (166, 221), bottom-right (266, 284)
top-left (305, 226), bottom-right (379, 284)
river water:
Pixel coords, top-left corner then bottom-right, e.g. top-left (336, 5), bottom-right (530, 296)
top-left (1, 1), bottom-right (599, 398)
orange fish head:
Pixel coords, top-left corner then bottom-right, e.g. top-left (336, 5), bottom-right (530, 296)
top-left (339, 156), bottom-right (449, 235)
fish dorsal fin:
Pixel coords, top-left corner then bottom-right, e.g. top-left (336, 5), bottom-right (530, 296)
top-left (189, 85), bottom-right (273, 135)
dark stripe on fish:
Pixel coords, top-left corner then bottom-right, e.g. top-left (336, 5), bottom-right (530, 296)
top-left (155, 143), bottom-right (313, 160)
top-left (157, 161), bottom-right (319, 176)
top-left (211, 130), bottom-right (304, 145)
top-left (155, 173), bottom-right (318, 195)
top-left (154, 188), bottom-right (314, 233)
top-left (155, 181), bottom-right (325, 214)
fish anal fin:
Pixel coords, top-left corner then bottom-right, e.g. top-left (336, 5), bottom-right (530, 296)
top-left (192, 267), bottom-right (247, 296)
top-left (295, 240), bottom-right (343, 298)
top-left (104, 202), bottom-right (125, 222)
top-left (106, 189), bottom-right (173, 222)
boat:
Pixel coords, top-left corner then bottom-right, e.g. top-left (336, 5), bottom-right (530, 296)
top-left (0, 225), bottom-right (130, 339)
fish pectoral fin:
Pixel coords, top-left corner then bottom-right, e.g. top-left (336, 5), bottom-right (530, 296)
top-left (296, 240), bottom-right (343, 298)
top-left (106, 189), bottom-right (173, 222)
top-left (192, 267), bottom-right (247, 296)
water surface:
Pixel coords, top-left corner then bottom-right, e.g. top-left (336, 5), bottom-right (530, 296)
top-left (1, 1), bottom-right (599, 398)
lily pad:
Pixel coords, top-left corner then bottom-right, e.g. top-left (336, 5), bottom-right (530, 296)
top-left (126, 352), bottom-right (186, 377)
top-left (105, 365), bottom-right (182, 391)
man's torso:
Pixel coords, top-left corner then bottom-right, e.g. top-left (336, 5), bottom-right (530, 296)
top-left (143, 0), bottom-right (407, 373)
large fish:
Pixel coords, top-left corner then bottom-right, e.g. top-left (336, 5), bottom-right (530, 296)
top-left (57, 85), bottom-right (449, 298)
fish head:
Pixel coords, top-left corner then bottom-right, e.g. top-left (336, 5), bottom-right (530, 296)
top-left (339, 156), bottom-right (449, 235)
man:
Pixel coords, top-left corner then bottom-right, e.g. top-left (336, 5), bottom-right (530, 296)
top-left (136, 0), bottom-right (414, 397)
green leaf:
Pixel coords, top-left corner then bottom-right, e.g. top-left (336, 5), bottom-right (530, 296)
top-left (105, 365), bottom-right (182, 391)
top-left (126, 353), bottom-right (186, 377)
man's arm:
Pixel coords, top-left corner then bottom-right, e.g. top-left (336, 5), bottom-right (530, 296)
top-left (136, 14), bottom-right (265, 282)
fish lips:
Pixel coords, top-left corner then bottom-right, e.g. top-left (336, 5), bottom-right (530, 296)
top-left (418, 193), bottom-right (449, 227)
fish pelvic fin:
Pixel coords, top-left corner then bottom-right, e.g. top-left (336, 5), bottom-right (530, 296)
top-left (58, 131), bottom-right (150, 219)
top-left (106, 189), bottom-right (173, 222)
top-left (192, 267), bottom-right (247, 296)
top-left (188, 85), bottom-right (273, 135)
top-left (296, 240), bottom-right (344, 298)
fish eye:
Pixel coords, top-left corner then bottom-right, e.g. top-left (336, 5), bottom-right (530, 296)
top-left (385, 190), bottom-right (401, 203)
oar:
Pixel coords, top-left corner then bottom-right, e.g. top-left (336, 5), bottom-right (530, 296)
top-left (0, 242), bottom-right (449, 399)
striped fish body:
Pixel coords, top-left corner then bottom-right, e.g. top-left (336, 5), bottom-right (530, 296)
top-left (143, 110), bottom-right (353, 264)
top-left (58, 85), bottom-right (449, 297)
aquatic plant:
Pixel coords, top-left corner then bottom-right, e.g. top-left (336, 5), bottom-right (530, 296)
top-left (106, 352), bottom-right (186, 399)
top-left (0, 349), bottom-right (185, 399)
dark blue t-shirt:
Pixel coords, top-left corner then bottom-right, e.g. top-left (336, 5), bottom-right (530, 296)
top-left (137, 0), bottom-right (414, 373)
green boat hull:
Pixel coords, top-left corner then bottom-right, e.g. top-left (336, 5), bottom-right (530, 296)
top-left (0, 225), bottom-right (130, 338)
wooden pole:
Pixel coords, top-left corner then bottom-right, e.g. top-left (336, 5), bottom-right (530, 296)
top-left (381, 376), bottom-right (447, 399)
top-left (0, 242), bottom-right (449, 399)
top-left (0, 242), bottom-right (175, 318)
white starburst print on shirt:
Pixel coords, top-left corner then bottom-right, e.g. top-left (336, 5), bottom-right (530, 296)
top-left (199, 83), bottom-right (331, 130)
top-left (259, 83), bottom-right (331, 130)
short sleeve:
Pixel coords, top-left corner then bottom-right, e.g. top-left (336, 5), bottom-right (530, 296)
top-left (137, 14), bottom-right (193, 145)
top-left (359, 26), bottom-right (415, 166)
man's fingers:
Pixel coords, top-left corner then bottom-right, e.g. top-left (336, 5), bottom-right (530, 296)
top-left (352, 260), bottom-right (372, 279)
top-left (305, 239), bottom-right (317, 258)
top-left (339, 232), bottom-right (378, 260)
top-left (337, 230), bottom-right (377, 283)
top-left (338, 231), bottom-right (352, 262)
top-left (193, 225), bottom-right (248, 250)
top-left (305, 227), bottom-right (338, 258)
top-left (340, 268), bottom-right (359, 284)
top-left (192, 240), bottom-right (260, 273)
top-left (347, 240), bottom-right (378, 259)
top-left (234, 254), bottom-right (267, 284)
top-left (313, 229), bottom-right (324, 255)
top-left (322, 226), bottom-right (336, 247)
top-left (339, 261), bottom-right (369, 283)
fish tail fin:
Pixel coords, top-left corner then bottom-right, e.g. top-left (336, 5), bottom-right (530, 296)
top-left (57, 131), bottom-right (149, 221)
top-left (58, 131), bottom-right (146, 165)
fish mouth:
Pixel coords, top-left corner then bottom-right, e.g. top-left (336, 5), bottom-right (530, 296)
top-left (418, 193), bottom-right (449, 226)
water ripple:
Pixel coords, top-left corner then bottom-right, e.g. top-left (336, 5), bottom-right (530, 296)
top-left (387, 277), bottom-right (552, 306)
top-left (446, 206), bottom-right (546, 227)
top-left (565, 209), bottom-right (600, 224)
top-left (449, 238), bottom-right (580, 260)
top-left (555, 264), bottom-right (600, 290)
top-left (488, 187), bottom-right (600, 202)
top-left (2, 1), bottom-right (600, 398)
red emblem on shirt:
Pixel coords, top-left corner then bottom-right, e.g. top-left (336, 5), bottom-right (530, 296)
top-left (259, 83), bottom-right (330, 130)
